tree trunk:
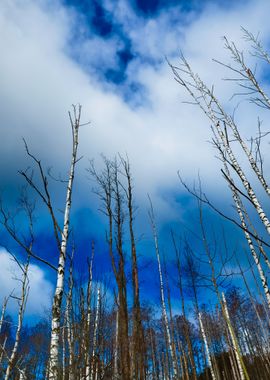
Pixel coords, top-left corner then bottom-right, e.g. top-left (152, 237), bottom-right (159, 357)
top-left (198, 312), bottom-right (216, 380)
top-left (48, 105), bottom-right (81, 379)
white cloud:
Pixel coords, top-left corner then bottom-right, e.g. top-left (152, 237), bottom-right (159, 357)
top-left (0, 248), bottom-right (53, 317)
top-left (0, 0), bottom-right (270, 228)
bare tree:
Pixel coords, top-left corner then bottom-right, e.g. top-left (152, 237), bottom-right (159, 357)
top-left (120, 155), bottom-right (145, 380)
top-left (89, 157), bottom-right (130, 379)
top-left (169, 32), bottom-right (270, 242)
top-left (4, 105), bottom-right (83, 379)
top-left (199, 312), bottom-right (217, 380)
top-left (5, 255), bottom-right (30, 380)
top-left (46, 105), bottom-right (81, 379)
top-left (148, 198), bottom-right (178, 380)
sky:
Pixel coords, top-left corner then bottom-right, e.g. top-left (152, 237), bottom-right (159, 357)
top-left (1, 0), bottom-right (270, 318)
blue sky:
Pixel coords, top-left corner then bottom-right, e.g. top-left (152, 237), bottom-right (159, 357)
top-left (1, 0), bottom-right (270, 318)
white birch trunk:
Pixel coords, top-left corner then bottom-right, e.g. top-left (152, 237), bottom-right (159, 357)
top-left (90, 287), bottom-right (101, 380)
top-left (86, 244), bottom-right (94, 380)
top-left (222, 292), bottom-right (246, 380)
top-left (175, 63), bottom-right (270, 235)
top-left (0, 297), bottom-right (8, 334)
top-left (19, 369), bottom-right (26, 380)
top-left (149, 201), bottom-right (178, 380)
top-left (66, 263), bottom-right (74, 380)
top-left (176, 62), bottom-right (270, 198)
top-left (48, 106), bottom-right (80, 379)
top-left (0, 336), bottom-right (7, 366)
top-left (62, 324), bottom-right (66, 380)
top-left (198, 312), bottom-right (216, 380)
top-left (5, 260), bottom-right (29, 380)
top-left (222, 160), bottom-right (270, 310)
top-left (215, 122), bottom-right (270, 236)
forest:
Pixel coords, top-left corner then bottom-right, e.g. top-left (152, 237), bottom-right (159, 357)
top-left (1, 27), bottom-right (270, 380)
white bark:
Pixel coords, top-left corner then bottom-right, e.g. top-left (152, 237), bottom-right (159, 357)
top-left (66, 261), bottom-right (74, 380)
top-left (149, 200), bottom-right (178, 380)
top-left (5, 260), bottom-right (29, 380)
top-left (198, 312), bottom-right (216, 380)
top-left (221, 159), bottom-right (270, 310)
top-left (90, 287), bottom-right (101, 380)
top-left (216, 124), bottom-right (270, 236)
top-left (62, 324), bottom-right (66, 380)
top-left (19, 369), bottom-right (26, 380)
top-left (86, 244), bottom-right (95, 380)
top-left (172, 62), bottom-right (270, 235)
top-left (222, 292), bottom-right (246, 380)
top-left (48, 106), bottom-right (81, 380)
top-left (0, 297), bottom-right (8, 334)
top-left (173, 60), bottom-right (270, 198)
top-left (0, 336), bottom-right (7, 366)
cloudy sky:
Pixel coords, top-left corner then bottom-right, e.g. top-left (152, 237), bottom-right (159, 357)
top-left (1, 0), bottom-right (270, 316)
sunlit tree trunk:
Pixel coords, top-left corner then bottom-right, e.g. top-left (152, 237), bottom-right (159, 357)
top-left (86, 243), bottom-right (95, 380)
top-left (0, 297), bottom-right (9, 335)
top-left (199, 312), bottom-right (216, 380)
top-left (149, 199), bottom-right (178, 380)
top-left (219, 149), bottom-right (270, 311)
top-left (222, 293), bottom-right (248, 380)
top-left (90, 287), bottom-right (101, 380)
top-left (66, 257), bottom-right (74, 380)
top-left (48, 105), bottom-right (81, 379)
top-left (5, 258), bottom-right (29, 380)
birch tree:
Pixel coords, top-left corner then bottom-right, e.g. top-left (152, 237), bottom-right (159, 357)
top-left (198, 312), bottom-right (216, 380)
top-left (5, 256), bottom-right (30, 380)
top-left (86, 242), bottom-right (95, 380)
top-left (90, 287), bottom-right (101, 380)
top-left (170, 29), bottom-right (270, 327)
top-left (170, 30), bottom-right (270, 245)
top-left (148, 198), bottom-right (179, 380)
top-left (5, 105), bottom-right (83, 379)
top-left (47, 105), bottom-right (81, 379)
